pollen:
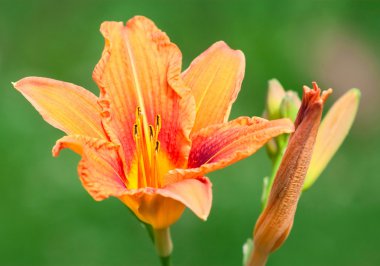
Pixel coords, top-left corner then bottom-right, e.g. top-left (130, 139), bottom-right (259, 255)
top-left (133, 106), bottom-right (161, 188)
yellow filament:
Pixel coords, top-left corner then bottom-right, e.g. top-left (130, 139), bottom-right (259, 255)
top-left (134, 126), bottom-right (147, 187)
top-left (133, 107), bottom-right (161, 188)
top-left (156, 115), bottom-right (161, 134)
top-left (153, 140), bottom-right (160, 187)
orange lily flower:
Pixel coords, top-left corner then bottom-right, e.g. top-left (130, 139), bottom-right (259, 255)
top-left (14, 16), bottom-right (293, 230)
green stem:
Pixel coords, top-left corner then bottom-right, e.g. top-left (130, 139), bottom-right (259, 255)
top-left (153, 227), bottom-right (173, 266)
top-left (142, 222), bottom-right (154, 242)
top-left (159, 255), bottom-right (172, 266)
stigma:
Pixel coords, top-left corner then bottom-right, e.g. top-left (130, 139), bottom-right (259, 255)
top-left (133, 106), bottom-right (161, 188)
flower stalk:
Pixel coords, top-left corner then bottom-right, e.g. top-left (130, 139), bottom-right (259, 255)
top-left (153, 227), bottom-right (173, 266)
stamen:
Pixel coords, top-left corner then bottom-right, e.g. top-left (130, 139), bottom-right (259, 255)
top-left (152, 141), bottom-right (161, 187)
top-left (149, 125), bottom-right (156, 187)
top-left (155, 140), bottom-right (160, 152)
top-left (133, 124), bottom-right (139, 139)
top-left (149, 125), bottom-right (154, 139)
top-left (134, 129), bottom-right (147, 188)
top-left (136, 106), bottom-right (142, 118)
top-left (135, 107), bottom-right (149, 187)
top-left (132, 107), bottom-right (162, 189)
top-left (155, 115), bottom-right (161, 135)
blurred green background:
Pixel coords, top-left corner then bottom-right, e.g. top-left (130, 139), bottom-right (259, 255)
top-left (1, 0), bottom-right (379, 265)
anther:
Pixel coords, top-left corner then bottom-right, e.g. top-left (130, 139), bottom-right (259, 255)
top-left (155, 141), bottom-right (160, 152)
top-left (149, 125), bottom-right (154, 139)
top-left (136, 106), bottom-right (142, 120)
top-left (133, 124), bottom-right (139, 138)
top-left (155, 115), bottom-right (161, 132)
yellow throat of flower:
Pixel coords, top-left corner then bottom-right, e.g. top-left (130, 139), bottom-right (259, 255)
top-left (133, 106), bottom-right (162, 189)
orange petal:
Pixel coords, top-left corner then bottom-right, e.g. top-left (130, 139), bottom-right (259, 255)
top-left (52, 135), bottom-right (119, 156)
top-left (119, 176), bottom-right (212, 229)
top-left (119, 191), bottom-right (185, 229)
top-left (52, 135), bottom-right (127, 200)
top-left (304, 88), bottom-right (360, 190)
top-left (182, 41), bottom-right (245, 134)
top-left (93, 16), bottom-right (195, 171)
top-left (158, 177), bottom-right (212, 221)
top-left (164, 117), bottom-right (294, 184)
top-left (13, 77), bottom-right (105, 138)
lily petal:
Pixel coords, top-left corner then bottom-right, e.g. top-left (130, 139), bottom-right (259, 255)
top-left (52, 135), bottom-right (119, 156)
top-left (119, 177), bottom-right (212, 229)
top-left (119, 191), bottom-right (185, 229)
top-left (182, 41), bottom-right (245, 134)
top-left (13, 77), bottom-right (104, 138)
top-left (93, 16), bottom-right (195, 171)
top-left (304, 88), bottom-right (360, 190)
top-left (164, 117), bottom-right (294, 184)
top-left (158, 177), bottom-right (212, 221)
top-left (52, 135), bottom-right (127, 200)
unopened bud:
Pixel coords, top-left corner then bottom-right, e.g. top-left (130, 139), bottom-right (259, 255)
top-left (279, 91), bottom-right (301, 122)
top-left (248, 82), bottom-right (332, 266)
top-left (266, 79), bottom-right (286, 120)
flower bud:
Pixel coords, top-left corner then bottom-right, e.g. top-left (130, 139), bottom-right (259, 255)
top-left (279, 91), bottom-right (301, 122)
top-left (248, 83), bottom-right (332, 266)
top-left (266, 79), bottom-right (286, 120)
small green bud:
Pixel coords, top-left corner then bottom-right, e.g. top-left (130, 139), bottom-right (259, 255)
top-left (279, 91), bottom-right (301, 122)
top-left (266, 79), bottom-right (286, 120)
